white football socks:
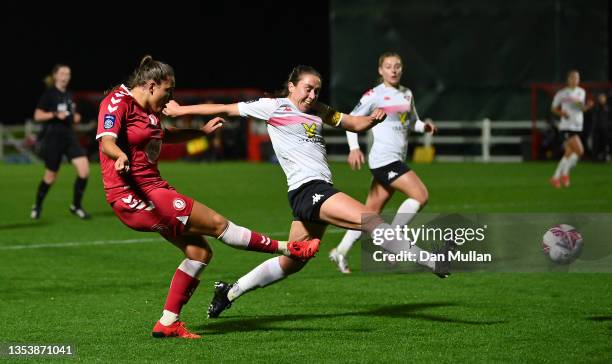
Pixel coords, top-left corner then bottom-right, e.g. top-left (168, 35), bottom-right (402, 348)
top-left (160, 309), bottom-right (179, 326)
top-left (227, 256), bottom-right (286, 302)
top-left (553, 157), bottom-right (568, 179)
top-left (217, 221), bottom-right (289, 255)
top-left (336, 198), bottom-right (422, 256)
top-left (336, 230), bottom-right (362, 256)
top-left (178, 258), bottom-right (207, 279)
top-left (566, 153), bottom-right (579, 173)
top-left (391, 198), bottom-right (420, 226)
top-left (217, 221), bottom-right (251, 249)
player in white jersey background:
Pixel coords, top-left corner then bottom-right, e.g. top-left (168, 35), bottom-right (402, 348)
top-left (329, 52), bottom-right (437, 274)
top-left (163, 65), bottom-right (453, 318)
top-left (550, 70), bottom-right (593, 188)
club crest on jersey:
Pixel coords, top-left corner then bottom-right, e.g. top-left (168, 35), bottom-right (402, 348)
top-left (302, 123), bottom-right (317, 138)
top-left (172, 198), bottom-right (186, 211)
top-left (103, 114), bottom-right (115, 129)
top-left (149, 115), bottom-right (158, 126)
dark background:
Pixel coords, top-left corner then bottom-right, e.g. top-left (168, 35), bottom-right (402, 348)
top-left (2, 2), bottom-right (330, 124)
top-left (2, 1), bottom-right (611, 124)
top-left (331, 0), bottom-right (611, 120)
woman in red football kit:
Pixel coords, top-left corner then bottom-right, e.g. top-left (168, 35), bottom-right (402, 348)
top-left (96, 56), bottom-right (319, 339)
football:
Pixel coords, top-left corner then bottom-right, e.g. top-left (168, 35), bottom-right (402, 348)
top-left (541, 224), bottom-right (584, 264)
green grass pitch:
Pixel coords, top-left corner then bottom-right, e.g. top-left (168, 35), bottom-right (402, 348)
top-left (0, 161), bottom-right (611, 362)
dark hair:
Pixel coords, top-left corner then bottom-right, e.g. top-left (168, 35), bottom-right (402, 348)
top-left (44, 63), bottom-right (70, 88)
top-left (377, 52), bottom-right (402, 84)
top-left (126, 55), bottom-right (174, 89)
top-left (273, 65), bottom-right (322, 97)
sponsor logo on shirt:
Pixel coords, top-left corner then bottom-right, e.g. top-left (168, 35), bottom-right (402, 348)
top-left (104, 114), bottom-right (116, 129)
top-left (302, 123), bottom-right (317, 138)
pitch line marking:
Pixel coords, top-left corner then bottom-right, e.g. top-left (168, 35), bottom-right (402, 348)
top-left (0, 230), bottom-right (346, 250)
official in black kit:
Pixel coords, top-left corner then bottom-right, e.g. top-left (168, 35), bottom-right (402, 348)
top-left (31, 64), bottom-right (91, 220)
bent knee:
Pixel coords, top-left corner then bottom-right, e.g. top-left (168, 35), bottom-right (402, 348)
top-left (43, 172), bottom-right (57, 184)
top-left (186, 245), bottom-right (212, 263)
top-left (78, 169), bottom-right (90, 178)
top-left (210, 214), bottom-right (229, 236)
top-left (412, 188), bottom-right (429, 206)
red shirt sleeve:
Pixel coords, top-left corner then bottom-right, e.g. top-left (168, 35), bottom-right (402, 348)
top-left (96, 93), bottom-right (128, 140)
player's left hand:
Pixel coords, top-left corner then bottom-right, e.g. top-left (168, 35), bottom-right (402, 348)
top-left (163, 100), bottom-right (182, 117)
top-left (201, 117), bottom-right (224, 135)
top-left (424, 118), bottom-right (437, 134)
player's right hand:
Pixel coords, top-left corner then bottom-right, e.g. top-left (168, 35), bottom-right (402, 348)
top-left (163, 100), bottom-right (182, 117)
top-left (115, 154), bottom-right (130, 174)
top-left (348, 149), bottom-right (365, 170)
top-left (370, 108), bottom-right (387, 124)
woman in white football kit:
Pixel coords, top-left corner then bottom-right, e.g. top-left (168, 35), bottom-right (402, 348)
top-left (550, 70), bottom-right (593, 188)
top-left (163, 65), bottom-right (452, 318)
top-left (329, 52), bottom-right (437, 273)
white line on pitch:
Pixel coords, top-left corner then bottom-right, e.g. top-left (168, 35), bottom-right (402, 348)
top-left (0, 230), bottom-right (346, 250)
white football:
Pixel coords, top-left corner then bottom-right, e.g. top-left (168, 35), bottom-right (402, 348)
top-left (541, 224), bottom-right (583, 264)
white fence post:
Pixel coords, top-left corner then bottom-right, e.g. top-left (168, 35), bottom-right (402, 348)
top-left (25, 119), bottom-right (34, 140)
top-left (0, 124), bottom-right (4, 160)
top-left (423, 128), bottom-right (433, 148)
top-left (481, 118), bottom-right (491, 162)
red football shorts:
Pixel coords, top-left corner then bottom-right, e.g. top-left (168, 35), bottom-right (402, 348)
top-left (111, 187), bottom-right (194, 238)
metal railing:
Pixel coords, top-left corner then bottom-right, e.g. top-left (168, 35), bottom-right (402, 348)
top-left (324, 119), bottom-right (547, 162)
top-left (2, 119), bottom-right (546, 163)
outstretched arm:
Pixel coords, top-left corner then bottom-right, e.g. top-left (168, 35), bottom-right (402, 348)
top-left (315, 102), bottom-right (386, 132)
top-left (340, 109), bottom-right (387, 132)
top-left (163, 100), bottom-right (240, 118)
top-left (163, 117), bottom-right (225, 143)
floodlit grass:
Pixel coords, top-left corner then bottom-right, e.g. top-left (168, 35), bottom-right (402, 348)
top-left (0, 161), bottom-right (610, 362)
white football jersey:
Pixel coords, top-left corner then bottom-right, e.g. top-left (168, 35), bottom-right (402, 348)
top-left (238, 98), bottom-right (340, 191)
top-left (347, 83), bottom-right (420, 168)
top-left (551, 86), bottom-right (586, 131)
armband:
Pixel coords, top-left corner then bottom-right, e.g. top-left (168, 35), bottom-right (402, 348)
top-left (331, 112), bottom-right (343, 127)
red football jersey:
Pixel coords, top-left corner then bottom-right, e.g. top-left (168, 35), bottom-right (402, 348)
top-left (96, 85), bottom-right (169, 204)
